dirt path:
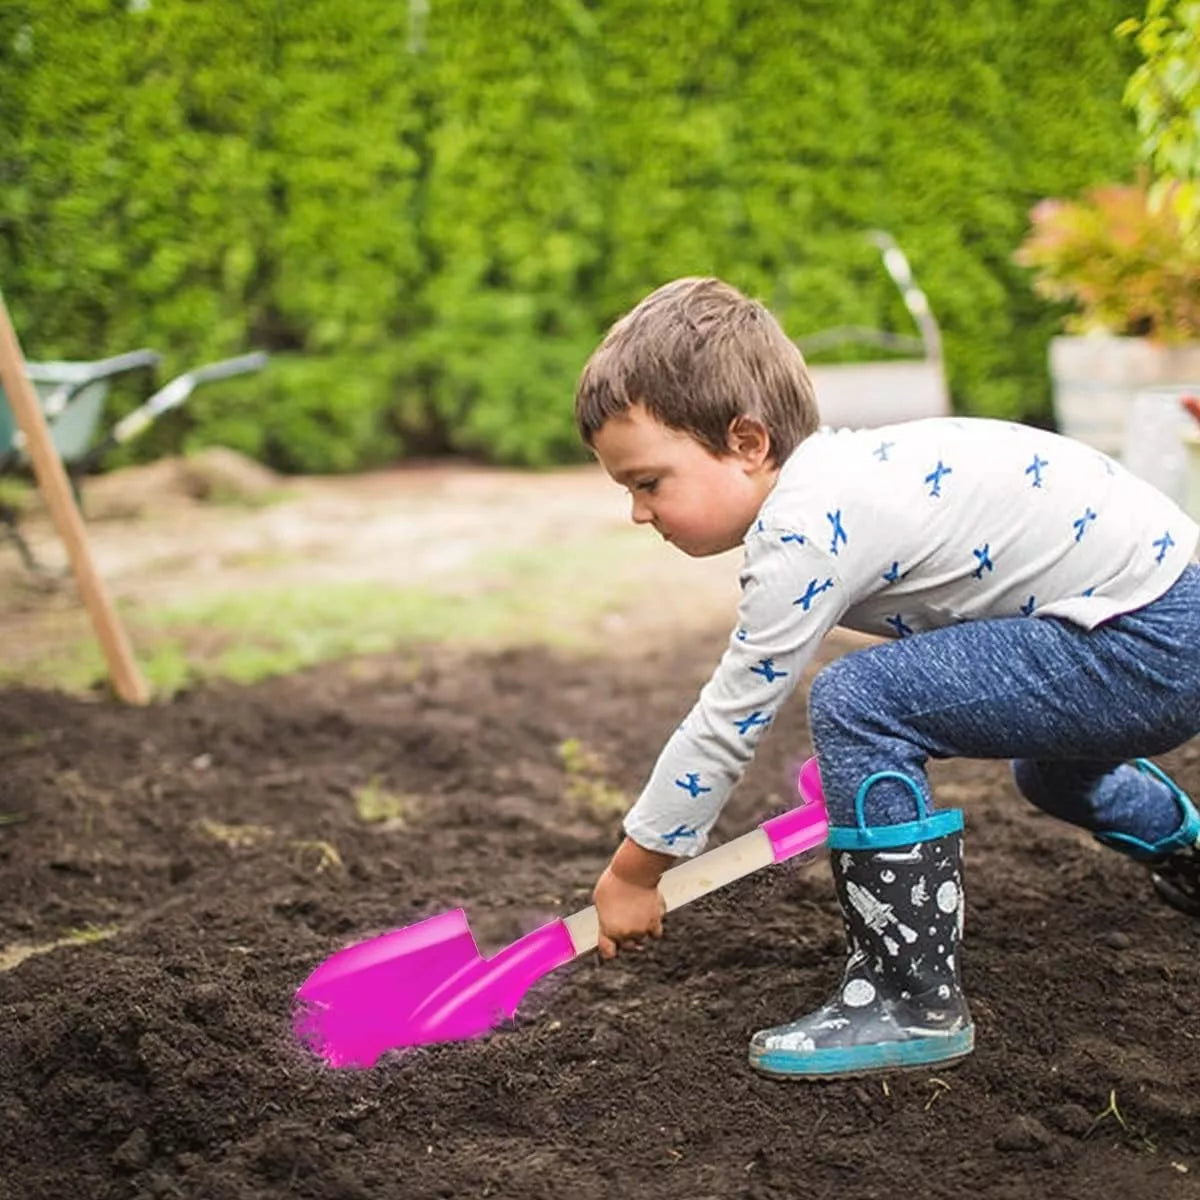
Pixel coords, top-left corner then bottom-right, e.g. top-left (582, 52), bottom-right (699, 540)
top-left (0, 458), bottom-right (752, 685)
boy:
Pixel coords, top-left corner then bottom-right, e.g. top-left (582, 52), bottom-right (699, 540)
top-left (574, 276), bottom-right (1200, 1080)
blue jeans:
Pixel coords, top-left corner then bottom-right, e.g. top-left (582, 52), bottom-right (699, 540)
top-left (809, 563), bottom-right (1200, 842)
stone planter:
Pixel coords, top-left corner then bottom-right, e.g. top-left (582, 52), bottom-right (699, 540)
top-left (1049, 334), bottom-right (1200, 458)
top-left (1123, 385), bottom-right (1200, 507)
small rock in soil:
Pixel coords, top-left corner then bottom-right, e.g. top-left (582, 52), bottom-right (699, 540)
top-left (994, 1115), bottom-right (1054, 1152)
top-left (111, 1128), bottom-right (151, 1172)
top-left (1046, 1102), bottom-right (1094, 1138)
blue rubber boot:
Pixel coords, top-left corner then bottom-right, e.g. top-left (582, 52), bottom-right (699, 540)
top-left (1095, 759), bottom-right (1200, 919)
top-left (749, 772), bottom-right (974, 1079)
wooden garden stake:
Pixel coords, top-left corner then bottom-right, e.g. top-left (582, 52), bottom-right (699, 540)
top-left (0, 293), bottom-right (149, 704)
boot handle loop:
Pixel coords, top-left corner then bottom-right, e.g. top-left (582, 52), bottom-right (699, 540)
top-left (853, 771), bottom-right (930, 829)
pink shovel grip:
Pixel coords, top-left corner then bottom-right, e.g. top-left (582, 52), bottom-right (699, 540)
top-left (763, 756), bottom-right (826, 861)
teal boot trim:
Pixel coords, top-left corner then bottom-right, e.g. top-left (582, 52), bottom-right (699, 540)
top-left (1094, 760), bottom-right (1200, 919)
top-left (1094, 759), bottom-right (1200, 861)
top-left (829, 770), bottom-right (963, 851)
top-left (752, 1026), bottom-right (975, 1079)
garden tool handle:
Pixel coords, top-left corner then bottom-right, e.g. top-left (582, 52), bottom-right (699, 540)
top-left (187, 351), bottom-right (270, 387)
top-left (561, 803), bottom-right (827, 955)
top-left (108, 352), bottom-right (269, 446)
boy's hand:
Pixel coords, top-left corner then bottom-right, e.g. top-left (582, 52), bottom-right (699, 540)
top-left (593, 837), bottom-right (675, 959)
top-left (593, 867), bottom-right (664, 958)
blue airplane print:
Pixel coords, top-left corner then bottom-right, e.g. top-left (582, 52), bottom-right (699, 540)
top-left (925, 460), bottom-right (952, 497)
top-left (1073, 507), bottom-right (1097, 542)
top-left (733, 710), bottom-right (771, 737)
top-left (749, 657), bottom-right (787, 683)
top-left (827, 509), bottom-right (848, 555)
top-left (1153, 530), bottom-right (1175, 564)
top-left (662, 824), bottom-right (699, 847)
top-left (794, 577), bottom-right (834, 612)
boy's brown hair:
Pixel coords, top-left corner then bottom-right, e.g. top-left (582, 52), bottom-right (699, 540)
top-left (574, 277), bottom-right (820, 464)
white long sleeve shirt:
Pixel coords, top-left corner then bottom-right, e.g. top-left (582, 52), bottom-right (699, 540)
top-left (623, 418), bottom-right (1200, 856)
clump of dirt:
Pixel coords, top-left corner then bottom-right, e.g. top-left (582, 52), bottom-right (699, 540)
top-left (0, 631), bottom-right (1197, 1200)
top-left (74, 447), bottom-right (284, 519)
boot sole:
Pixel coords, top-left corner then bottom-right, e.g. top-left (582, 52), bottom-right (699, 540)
top-left (749, 1026), bottom-right (975, 1080)
top-left (1152, 873), bottom-right (1200, 919)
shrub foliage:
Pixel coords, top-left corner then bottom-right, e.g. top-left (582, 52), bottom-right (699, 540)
top-left (0, 0), bottom-right (1138, 469)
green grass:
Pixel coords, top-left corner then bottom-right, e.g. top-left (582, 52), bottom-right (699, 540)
top-left (0, 923), bottom-right (122, 973)
top-left (352, 776), bottom-right (412, 824)
top-left (557, 736), bottom-right (628, 816)
top-left (2, 529), bottom-right (683, 698)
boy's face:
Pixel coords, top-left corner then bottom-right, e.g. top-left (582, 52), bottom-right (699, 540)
top-left (591, 404), bottom-right (778, 557)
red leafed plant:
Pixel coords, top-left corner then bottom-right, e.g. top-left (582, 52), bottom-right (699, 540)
top-left (1181, 393), bottom-right (1200, 429)
top-left (1015, 179), bottom-right (1200, 344)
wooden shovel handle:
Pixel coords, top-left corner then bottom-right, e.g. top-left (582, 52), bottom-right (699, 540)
top-left (0, 295), bottom-right (149, 703)
top-left (561, 824), bottom-right (783, 956)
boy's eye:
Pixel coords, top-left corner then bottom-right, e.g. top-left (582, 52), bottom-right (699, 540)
top-left (633, 479), bottom-right (658, 494)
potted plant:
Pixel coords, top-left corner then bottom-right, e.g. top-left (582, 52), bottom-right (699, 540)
top-left (1014, 178), bottom-right (1200, 456)
top-left (1015, 0), bottom-right (1200, 459)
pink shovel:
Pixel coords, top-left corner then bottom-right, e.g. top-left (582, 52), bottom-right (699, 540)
top-left (293, 758), bottom-right (828, 1068)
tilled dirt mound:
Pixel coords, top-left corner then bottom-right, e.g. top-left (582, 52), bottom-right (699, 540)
top-left (0, 632), bottom-right (1197, 1200)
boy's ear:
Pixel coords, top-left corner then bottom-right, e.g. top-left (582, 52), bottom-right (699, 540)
top-left (726, 415), bottom-right (772, 465)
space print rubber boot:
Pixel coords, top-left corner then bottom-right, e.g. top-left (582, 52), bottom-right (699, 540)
top-left (1094, 759), bottom-right (1200, 919)
top-left (749, 771), bottom-right (974, 1079)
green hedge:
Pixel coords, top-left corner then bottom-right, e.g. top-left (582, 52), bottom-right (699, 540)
top-left (0, 0), bottom-right (1139, 469)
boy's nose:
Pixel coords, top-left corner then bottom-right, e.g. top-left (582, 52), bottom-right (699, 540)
top-left (630, 496), bottom-right (654, 525)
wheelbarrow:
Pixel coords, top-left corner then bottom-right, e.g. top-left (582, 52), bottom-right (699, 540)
top-left (0, 348), bottom-right (268, 570)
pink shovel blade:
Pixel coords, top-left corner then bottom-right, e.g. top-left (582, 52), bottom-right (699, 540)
top-left (293, 908), bottom-right (481, 1068)
top-left (407, 918), bottom-right (576, 1045)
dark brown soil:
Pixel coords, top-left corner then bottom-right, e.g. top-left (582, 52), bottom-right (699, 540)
top-left (1, 629), bottom-right (1198, 1200)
